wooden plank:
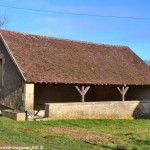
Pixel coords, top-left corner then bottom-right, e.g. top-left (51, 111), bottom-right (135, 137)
top-left (83, 86), bottom-right (90, 95)
top-left (117, 87), bottom-right (123, 95)
top-left (75, 86), bottom-right (83, 95)
top-left (124, 87), bottom-right (129, 94)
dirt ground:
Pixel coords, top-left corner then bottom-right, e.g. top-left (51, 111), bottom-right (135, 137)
top-left (41, 127), bottom-right (116, 144)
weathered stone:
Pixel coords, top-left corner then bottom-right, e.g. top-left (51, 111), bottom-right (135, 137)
top-left (45, 101), bottom-right (150, 119)
top-left (2, 110), bottom-right (26, 121)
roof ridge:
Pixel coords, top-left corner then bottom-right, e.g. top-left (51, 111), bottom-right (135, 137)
top-left (0, 29), bottom-right (128, 48)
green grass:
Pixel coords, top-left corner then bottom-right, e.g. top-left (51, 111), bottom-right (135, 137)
top-left (0, 117), bottom-right (150, 150)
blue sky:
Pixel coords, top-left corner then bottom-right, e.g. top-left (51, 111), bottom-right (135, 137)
top-left (0, 0), bottom-right (150, 60)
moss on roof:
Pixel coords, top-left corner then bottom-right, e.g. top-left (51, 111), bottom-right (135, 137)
top-left (1, 29), bottom-right (150, 85)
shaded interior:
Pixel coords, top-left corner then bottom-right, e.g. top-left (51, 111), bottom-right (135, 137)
top-left (34, 83), bottom-right (150, 110)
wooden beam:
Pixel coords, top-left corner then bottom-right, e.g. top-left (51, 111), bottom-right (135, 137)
top-left (75, 86), bottom-right (90, 102)
top-left (117, 86), bottom-right (129, 102)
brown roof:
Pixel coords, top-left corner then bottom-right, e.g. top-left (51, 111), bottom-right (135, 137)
top-left (0, 29), bottom-right (150, 85)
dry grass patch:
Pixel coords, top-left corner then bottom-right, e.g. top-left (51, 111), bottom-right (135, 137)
top-left (38, 135), bottom-right (56, 142)
top-left (20, 129), bottom-right (31, 135)
top-left (42, 127), bottom-right (117, 144)
top-left (2, 129), bottom-right (13, 133)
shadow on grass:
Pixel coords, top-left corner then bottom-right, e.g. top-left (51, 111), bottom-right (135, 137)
top-left (135, 139), bottom-right (150, 146)
top-left (101, 145), bottom-right (116, 150)
top-left (100, 145), bottom-right (128, 150)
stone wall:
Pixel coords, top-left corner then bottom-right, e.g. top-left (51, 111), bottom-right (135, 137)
top-left (45, 101), bottom-right (150, 119)
top-left (0, 38), bottom-right (24, 110)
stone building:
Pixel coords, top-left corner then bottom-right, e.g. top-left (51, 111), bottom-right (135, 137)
top-left (0, 29), bottom-right (150, 119)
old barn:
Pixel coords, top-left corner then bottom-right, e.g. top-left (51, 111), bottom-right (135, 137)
top-left (0, 30), bottom-right (150, 119)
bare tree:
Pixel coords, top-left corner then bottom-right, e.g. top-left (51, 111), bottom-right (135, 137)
top-left (145, 60), bottom-right (150, 66)
top-left (0, 14), bottom-right (8, 28)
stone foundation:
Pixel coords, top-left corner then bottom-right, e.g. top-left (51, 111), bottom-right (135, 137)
top-left (45, 101), bottom-right (150, 119)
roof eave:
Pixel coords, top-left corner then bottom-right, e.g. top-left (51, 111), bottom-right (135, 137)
top-left (26, 81), bottom-right (150, 86)
top-left (0, 33), bottom-right (26, 82)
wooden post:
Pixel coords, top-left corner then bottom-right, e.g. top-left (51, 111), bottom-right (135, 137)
top-left (75, 86), bottom-right (90, 102)
top-left (117, 86), bottom-right (129, 102)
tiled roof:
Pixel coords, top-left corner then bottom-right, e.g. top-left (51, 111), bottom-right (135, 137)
top-left (1, 29), bottom-right (150, 85)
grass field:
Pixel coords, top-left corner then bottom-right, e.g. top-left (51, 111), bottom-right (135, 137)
top-left (0, 117), bottom-right (150, 150)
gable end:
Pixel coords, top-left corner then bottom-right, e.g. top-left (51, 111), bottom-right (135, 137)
top-left (0, 34), bottom-right (26, 81)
